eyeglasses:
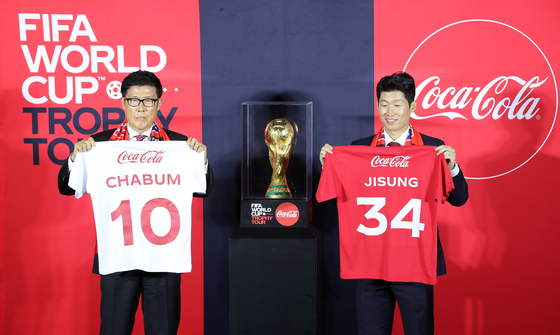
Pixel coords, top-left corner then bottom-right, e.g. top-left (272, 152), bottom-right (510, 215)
top-left (124, 98), bottom-right (159, 107)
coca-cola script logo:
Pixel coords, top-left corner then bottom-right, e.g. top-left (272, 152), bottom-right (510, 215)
top-left (117, 150), bottom-right (165, 164)
top-left (275, 202), bottom-right (299, 226)
top-left (371, 155), bottom-right (411, 168)
top-left (402, 20), bottom-right (557, 179)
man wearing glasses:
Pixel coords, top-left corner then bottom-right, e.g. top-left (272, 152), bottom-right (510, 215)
top-left (58, 70), bottom-right (213, 335)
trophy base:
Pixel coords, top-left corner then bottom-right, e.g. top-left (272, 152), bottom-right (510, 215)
top-left (265, 193), bottom-right (292, 199)
top-left (265, 185), bottom-right (292, 198)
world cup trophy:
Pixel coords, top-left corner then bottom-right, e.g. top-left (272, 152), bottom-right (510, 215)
top-left (265, 118), bottom-right (296, 198)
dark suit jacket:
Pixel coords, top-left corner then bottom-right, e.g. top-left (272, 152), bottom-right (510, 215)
top-left (351, 133), bottom-right (469, 276)
top-left (57, 128), bottom-right (215, 274)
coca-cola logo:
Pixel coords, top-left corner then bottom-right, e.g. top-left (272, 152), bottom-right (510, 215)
top-left (117, 150), bottom-right (165, 164)
top-left (414, 76), bottom-right (547, 121)
top-left (402, 19), bottom-right (557, 179)
top-left (275, 202), bottom-right (299, 226)
top-left (371, 155), bottom-right (411, 168)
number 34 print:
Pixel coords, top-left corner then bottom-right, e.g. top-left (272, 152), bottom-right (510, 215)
top-left (357, 197), bottom-right (425, 238)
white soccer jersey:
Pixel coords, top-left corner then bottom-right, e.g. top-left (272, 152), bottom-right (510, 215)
top-left (69, 141), bottom-right (206, 275)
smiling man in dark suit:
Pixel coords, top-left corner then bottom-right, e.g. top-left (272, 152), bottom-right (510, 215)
top-left (319, 71), bottom-right (468, 335)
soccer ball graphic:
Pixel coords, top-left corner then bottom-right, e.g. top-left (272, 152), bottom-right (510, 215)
top-left (106, 81), bottom-right (122, 99)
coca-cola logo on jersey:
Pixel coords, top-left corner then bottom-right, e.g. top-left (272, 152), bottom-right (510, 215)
top-left (402, 20), bottom-right (557, 180)
top-left (371, 155), bottom-right (411, 168)
top-left (117, 150), bottom-right (165, 164)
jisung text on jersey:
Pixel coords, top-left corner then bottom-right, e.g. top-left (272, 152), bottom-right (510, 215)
top-left (364, 176), bottom-right (418, 188)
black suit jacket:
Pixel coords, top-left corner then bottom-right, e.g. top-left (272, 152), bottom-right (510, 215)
top-left (351, 133), bottom-right (469, 276)
top-left (57, 128), bottom-right (214, 274)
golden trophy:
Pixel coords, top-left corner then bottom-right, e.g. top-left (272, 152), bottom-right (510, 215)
top-left (265, 118), bottom-right (296, 198)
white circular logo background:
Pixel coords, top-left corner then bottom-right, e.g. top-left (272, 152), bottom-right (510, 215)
top-left (403, 20), bottom-right (557, 180)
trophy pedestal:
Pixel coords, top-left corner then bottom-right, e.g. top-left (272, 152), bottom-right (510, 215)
top-left (230, 101), bottom-right (318, 334)
top-left (229, 227), bottom-right (320, 335)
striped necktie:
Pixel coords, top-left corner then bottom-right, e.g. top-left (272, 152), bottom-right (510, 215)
top-left (134, 135), bottom-right (148, 141)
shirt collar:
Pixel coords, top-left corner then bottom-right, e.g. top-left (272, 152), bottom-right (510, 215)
top-left (127, 125), bottom-right (150, 141)
top-left (385, 126), bottom-right (410, 146)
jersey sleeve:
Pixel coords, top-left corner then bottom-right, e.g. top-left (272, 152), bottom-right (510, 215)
top-left (316, 151), bottom-right (341, 202)
top-left (436, 153), bottom-right (455, 203)
top-left (190, 149), bottom-right (207, 194)
top-left (68, 152), bottom-right (89, 199)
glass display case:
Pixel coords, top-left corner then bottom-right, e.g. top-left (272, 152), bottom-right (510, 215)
top-left (240, 101), bottom-right (313, 228)
top-left (242, 101), bottom-right (313, 200)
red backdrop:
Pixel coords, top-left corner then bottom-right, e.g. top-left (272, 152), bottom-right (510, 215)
top-left (3, 1), bottom-right (560, 334)
top-left (375, 1), bottom-right (560, 334)
top-left (1, 1), bottom-right (204, 334)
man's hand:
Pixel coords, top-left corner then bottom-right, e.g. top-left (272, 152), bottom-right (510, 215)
top-left (71, 137), bottom-right (96, 162)
top-left (320, 143), bottom-right (334, 167)
top-left (187, 137), bottom-right (207, 164)
top-left (435, 145), bottom-right (457, 170)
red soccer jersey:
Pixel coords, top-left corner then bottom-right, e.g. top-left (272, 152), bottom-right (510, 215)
top-left (316, 145), bottom-right (454, 285)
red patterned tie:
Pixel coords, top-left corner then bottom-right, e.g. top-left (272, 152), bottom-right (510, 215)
top-left (387, 141), bottom-right (401, 147)
top-left (134, 135), bottom-right (147, 141)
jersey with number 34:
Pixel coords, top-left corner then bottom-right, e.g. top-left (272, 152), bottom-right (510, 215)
top-left (69, 141), bottom-right (206, 275)
top-left (316, 145), bottom-right (454, 285)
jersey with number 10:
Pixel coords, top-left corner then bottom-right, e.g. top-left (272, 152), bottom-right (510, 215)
top-left (69, 141), bottom-right (206, 275)
top-left (316, 145), bottom-right (454, 285)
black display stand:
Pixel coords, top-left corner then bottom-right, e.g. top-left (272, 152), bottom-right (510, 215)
top-left (230, 102), bottom-right (319, 334)
top-left (229, 226), bottom-right (320, 335)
